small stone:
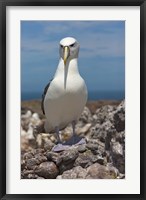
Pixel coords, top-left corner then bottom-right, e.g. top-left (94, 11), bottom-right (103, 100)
top-left (115, 131), bottom-right (125, 144)
top-left (74, 156), bottom-right (91, 168)
top-left (86, 163), bottom-right (118, 179)
top-left (47, 152), bottom-right (62, 166)
top-left (79, 107), bottom-right (93, 123)
top-left (77, 123), bottom-right (92, 135)
top-left (60, 162), bottom-right (76, 174)
top-left (35, 133), bottom-right (55, 150)
top-left (34, 153), bottom-right (47, 164)
top-left (111, 141), bottom-right (123, 156)
top-left (61, 149), bottom-right (79, 163)
top-left (74, 150), bottom-right (98, 168)
top-left (110, 141), bottom-right (125, 174)
top-left (23, 152), bottom-right (34, 160)
top-left (86, 143), bottom-right (98, 151)
top-left (26, 158), bottom-right (38, 170)
top-left (114, 101), bottom-right (125, 132)
top-left (59, 149), bottom-right (79, 173)
top-left (93, 105), bottom-right (115, 125)
top-left (33, 148), bottom-right (45, 154)
top-left (57, 166), bottom-right (87, 179)
top-left (77, 144), bottom-right (87, 153)
top-left (35, 161), bottom-right (59, 179)
top-left (44, 140), bottom-right (54, 151)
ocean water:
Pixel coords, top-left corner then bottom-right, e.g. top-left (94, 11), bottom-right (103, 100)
top-left (21, 90), bottom-right (125, 101)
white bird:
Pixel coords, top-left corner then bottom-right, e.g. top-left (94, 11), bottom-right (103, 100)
top-left (41, 37), bottom-right (88, 151)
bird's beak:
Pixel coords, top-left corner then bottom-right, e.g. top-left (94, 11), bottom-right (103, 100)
top-left (63, 46), bottom-right (70, 66)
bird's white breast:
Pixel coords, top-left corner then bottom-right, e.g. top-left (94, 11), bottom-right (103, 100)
top-left (44, 74), bottom-right (87, 132)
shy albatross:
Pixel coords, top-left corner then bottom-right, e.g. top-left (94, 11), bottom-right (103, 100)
top-left (42, 37), bottom-right (88, 151)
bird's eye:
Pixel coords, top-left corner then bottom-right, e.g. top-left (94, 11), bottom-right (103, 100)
top-left (60, 44), bottom-right (63, 48)
top-left (70, 43), bottom-right (75, 47)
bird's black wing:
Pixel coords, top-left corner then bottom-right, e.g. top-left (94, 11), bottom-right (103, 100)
top-left (41, 79), bottom-right (53, 115)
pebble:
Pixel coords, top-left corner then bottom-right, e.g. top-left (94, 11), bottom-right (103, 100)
top-left (86, 163), bottom-right (118, 179)
top-left (86, 143), bottom-right (98, 151)
top-left (47, 152), bottom-right (62, 166)
top-left (59, 149), bottom-right (79, 173)
top-left (61, 149), bottom-right (79, 163)
top-left (110, 141), bottom-right (125, 173)
top-left (23, 152), bottom-right (34, 160)
top-left (34, 153), bottom-right (47, 163)
top-left (57, 166), bottom-right (87, 179)
top-left (77, 123), bottom-right (92, 135)
top-left (77, 144), bottom-right (87, 153)
top-left (35, 161), bottom-right (59, 179)
top-left (113, 101), bottom-right (125, 132)
top-left (26, 158), bottom-right (38, 170)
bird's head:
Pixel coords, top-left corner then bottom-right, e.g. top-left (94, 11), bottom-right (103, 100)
top-left (59, 37), bottom-right (80, 66)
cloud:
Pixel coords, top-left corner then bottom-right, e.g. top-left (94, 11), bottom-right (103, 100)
top-left (21, 21), bottom-right (125, 60)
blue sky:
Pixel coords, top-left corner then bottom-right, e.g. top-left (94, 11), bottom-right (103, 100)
top-left (21, 21), bottom-right (125, 100)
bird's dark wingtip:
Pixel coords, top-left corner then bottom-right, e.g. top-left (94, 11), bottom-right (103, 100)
top-left (41, 79), bottom-right (53, 115)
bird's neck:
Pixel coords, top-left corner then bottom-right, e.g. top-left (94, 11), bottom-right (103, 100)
top-left (55, 58), bottom-right (79, 77)
top-left (54, 58), bottom-right (80, 90)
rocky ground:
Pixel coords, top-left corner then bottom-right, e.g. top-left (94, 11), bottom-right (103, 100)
top-left (21, 100), bottom-right (125, 179)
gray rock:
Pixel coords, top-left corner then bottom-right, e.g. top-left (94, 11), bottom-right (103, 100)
top-left (35, 161), bottom-right (59, 179)
top-left (115, 131), bottom-right (125, 144)
top-left (114, 101), bottom-right (125, 132)
top-left (26, 158), bottom-right (38, 170)
top-left (23, 152), bottom-right (34, 160)
top-left (86, 142), bottom-right (98, 151)
top-left (32, 148), bottom-right (45, 154)
top-left (57, 166), bottom-right (87, 179)
top-left (61, 148), bottom-right (79, 163)
top-left (34, 153), bottom-right (47, 164)
top-left (86, 139), bottom-right (105, 156)
top-left (59, 148), bottom-right (79, 173)
top-left (79, 106), bottom-right (93, 124)
top-left (21, 100), bottom-right (125, 179)
top-left (57, 163), bottom-right (118, 179)
top-left (77, 123), bottom-right (92, 136)
top-left (74, 150), bottom-right (99, 168)
top-left (47, 152), bottom-right (62, 166)
top-left (77, 144), bottom-right (87, 153)
top-left (93, 105), bottom-right (116, 124)
top-left (104, 125), bottom-right (117, 150)
top-left (74, 155), bottom-right (92, 168)
top-left (44, 140), bottom-right (55, 151)
top-left (91, 120), bottom-right (116, 143)
top-left (86, 163), bottom-right (118, 179)
top-left (110, 141), bottom-right (125, 174)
